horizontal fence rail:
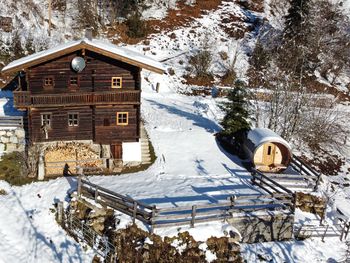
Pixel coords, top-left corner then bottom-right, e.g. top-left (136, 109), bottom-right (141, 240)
top-left (77, 176), bottom-right (294, 231)
top-left (13, 90), bottom-right (141, 107)
top-left (290, 155), bottom-right (321, 191)
top-left (0, 116), bottom-right (24, 127)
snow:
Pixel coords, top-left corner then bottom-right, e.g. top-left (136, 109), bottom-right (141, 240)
top-left (247, 128), bottom-right (292, 151)
top-left (0, 1), bottom-right (349, 262)
top-left (2, 38), bottom-right (165, 74)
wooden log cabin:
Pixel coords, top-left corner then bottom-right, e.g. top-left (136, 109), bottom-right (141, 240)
top-left (1, 38), bottom-right (164, 161)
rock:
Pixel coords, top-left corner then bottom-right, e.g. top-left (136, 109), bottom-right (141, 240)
top-left (0, 131), bottom-right (6, 136)
top-left (0, 143), bottom-right (4, 152)
top-left (10, 136), bottom-right (18, 144)
top-left (1, 136), bottom-right (9, 143)
top-left (15, 129), bottom-right (25, 138)
top-left (6, 131), bottom-right (13, 137)
top-left (6, 143), bottom-right (17, 152)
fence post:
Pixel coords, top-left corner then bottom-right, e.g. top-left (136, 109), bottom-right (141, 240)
top-left (57, 201), bottom-right (64, 224)
top-left (77, 175), bottom-right (82, 197)
top-left (150, 205), bottom-right (156, 234)
top-left (191, 205), bottom-right (197, 228)
top-left (340, 222), bottom-right (346, 241)
top-left (322, 225), bottom-right (329, 242)
top-left (132, 201), bottom-right (137, 224)
top-left (345, 222), bottom-right (350, 240)
top-left (95, 186), bottom-right (99, 203)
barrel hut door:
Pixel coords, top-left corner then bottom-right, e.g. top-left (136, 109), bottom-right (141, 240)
top-left (262, 143), bottom-right (276, 166)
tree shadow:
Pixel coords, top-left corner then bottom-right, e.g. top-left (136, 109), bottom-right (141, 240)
top-left (145, 99), bottom-right (221, 133)
top-left (10, 189), bottom-right (83, 263)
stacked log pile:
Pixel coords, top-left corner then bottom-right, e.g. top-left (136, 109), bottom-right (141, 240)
top-left (44, 142), bottom-right (103, 176)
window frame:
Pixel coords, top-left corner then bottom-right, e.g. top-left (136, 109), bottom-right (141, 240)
top-left (116, 112), bottom-right (128, 126)
top-left (111, 77), bottom-right (122, 89)
top-left (43, 76), bottom-right (54, 88)
top-left (68, 112), bottom-right (79, 127)
top-left (41, 113), bottom-right (52, 128)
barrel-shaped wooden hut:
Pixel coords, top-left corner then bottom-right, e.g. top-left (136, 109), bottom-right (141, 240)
top-left (243, 128), bottom-right (292, 173)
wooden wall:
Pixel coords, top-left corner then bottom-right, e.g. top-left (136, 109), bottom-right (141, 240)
top-left (94, 105), bottom-right (139, 144)
top-left (27, 50), bottom-right (140, 94)
top-left (30, 107), bottom-right (93, 142)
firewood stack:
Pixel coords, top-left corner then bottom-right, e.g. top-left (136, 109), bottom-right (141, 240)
top-left (44, 142), bottom-right (103, 176)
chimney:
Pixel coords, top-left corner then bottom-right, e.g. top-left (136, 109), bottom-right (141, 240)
top-left (85, 28), bottom-right (93, 41)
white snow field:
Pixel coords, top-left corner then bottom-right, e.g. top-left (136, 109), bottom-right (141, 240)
top-left (0, 74), bottom-right (347, 262)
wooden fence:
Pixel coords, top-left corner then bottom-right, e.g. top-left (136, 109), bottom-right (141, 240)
top-left (290, 155), bottom-right (321, 191)
top-left (294, 222), bottom-right (350, 241)
top-left (0, 116), bottom-right (23, 128)
top-left (152, 193), bottom-right (293, 229)
top-left (78, 178), bottom-right (294, 231)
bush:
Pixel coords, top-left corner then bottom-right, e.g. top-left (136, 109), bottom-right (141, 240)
top-left (0, 152), bottom-right (34, 186)
top-left (189, 49), bottom-right (213, 78)
top-left (125, 12), bottom-right (148, 38)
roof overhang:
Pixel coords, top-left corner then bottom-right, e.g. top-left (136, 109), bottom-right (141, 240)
top-left (1, 39), bottom-right (165, 75)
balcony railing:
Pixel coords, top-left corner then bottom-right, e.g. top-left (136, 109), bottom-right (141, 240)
top-left (13, 90), bottom-right (141, 108)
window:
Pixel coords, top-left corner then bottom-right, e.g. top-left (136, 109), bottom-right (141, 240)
top-left (41, 113), bottom-right (52, 127)
top-left (267, 146), bottom-right (272, 155)
top-left (103, 118), bottom-right (110, 126)
top-left (43, 77), bottom-right (54, 87)
top-left (70, 77), bottom-right (78, 85)
top-left (68, 113), bottom-right (79, 127)
top-left (116, 112), bottom-right (128, 125)
top-left (111, 77), bottom-right (122, 89)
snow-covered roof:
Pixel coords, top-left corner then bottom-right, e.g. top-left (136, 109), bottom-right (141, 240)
top-left (247, 128), bottom-right (292, 152)
top-left (1, 38), bottom-right (165, 74)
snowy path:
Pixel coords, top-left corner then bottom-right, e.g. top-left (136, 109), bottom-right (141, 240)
top-left (88, 85), bottom-right (261, 209)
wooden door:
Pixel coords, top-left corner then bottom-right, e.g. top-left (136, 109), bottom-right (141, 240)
top-left (111, 144), bottom-right (122, 160)
top-left (262, 143), bottom-right (276, 166)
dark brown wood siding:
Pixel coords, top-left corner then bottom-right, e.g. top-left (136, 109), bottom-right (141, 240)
top-left (30, 107), bottom-right (93, 142)
top-left (28, 50), bottom-right (140, 95)
top-left (94, 105), bottom-right (139, 144)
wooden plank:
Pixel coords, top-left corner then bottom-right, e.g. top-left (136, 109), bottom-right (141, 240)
top-left (81, 180), bottom-right (153, 210)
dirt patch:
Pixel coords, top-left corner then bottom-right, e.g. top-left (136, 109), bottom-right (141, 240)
top-left (184, 74), bottom-right (215, 87)
top-left (108, 0), bottom-right (223, 44)
top-left (300, 151), bottom-right (345, 176)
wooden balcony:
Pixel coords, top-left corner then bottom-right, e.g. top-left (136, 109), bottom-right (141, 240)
top-left (13, 90), bottom-right (141, 108)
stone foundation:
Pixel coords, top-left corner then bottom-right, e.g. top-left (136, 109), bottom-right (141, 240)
top-left (0, 128), bottom-right (25, 157)
top-left (228, 211), bottom-right (294, 243)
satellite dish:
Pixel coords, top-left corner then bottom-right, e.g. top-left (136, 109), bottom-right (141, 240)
top-left (71, 56), bottom-right (86, 73)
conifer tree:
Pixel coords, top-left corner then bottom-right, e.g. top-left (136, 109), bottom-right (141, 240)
top-left (283, 0), bottom-right (311, 42)
top-left (219, 80), bottom-right (251, 142)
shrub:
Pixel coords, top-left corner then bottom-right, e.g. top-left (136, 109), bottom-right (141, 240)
top-left (0, 152), bottom-right (34, 186)
top-left (125, 12), bottom-right (148, 38)
top-left (189, 49), bottom-right (213, 78)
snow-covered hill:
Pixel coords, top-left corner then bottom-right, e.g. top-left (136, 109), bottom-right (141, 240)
top-left (1, 0), bottom-right (350, 262)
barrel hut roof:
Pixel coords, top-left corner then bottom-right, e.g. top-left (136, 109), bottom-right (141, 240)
top-left (1, 38), bottom-right (165, 75)
top-left (246, 128), bottom-right (292, 152)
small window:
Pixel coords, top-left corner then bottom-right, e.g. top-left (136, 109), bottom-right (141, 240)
top-left (116, 112), bottom-right (128, 126)
top-left (103, 118), bottom-right (110, 126)
top-left (267, 146), bottom-right (272, 155)
top-left (41, 113), bottom-right (52, 127)
top-left (111, 77), bottom-right (122, 89)
top-left (44, 77), bottom-right (54, 87)
top-left (68, 113), bottom-right (79, 127)
top-left (70, 77), bottom-right (78, 85)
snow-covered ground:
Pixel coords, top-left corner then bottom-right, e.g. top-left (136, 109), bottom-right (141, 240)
top-left (0, 74), bottom-right (348, 262)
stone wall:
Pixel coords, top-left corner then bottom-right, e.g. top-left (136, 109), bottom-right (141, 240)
top-left (0, 128), bottom-right (25, 157)
top-left (228, 211), bottom-right (294, 243)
